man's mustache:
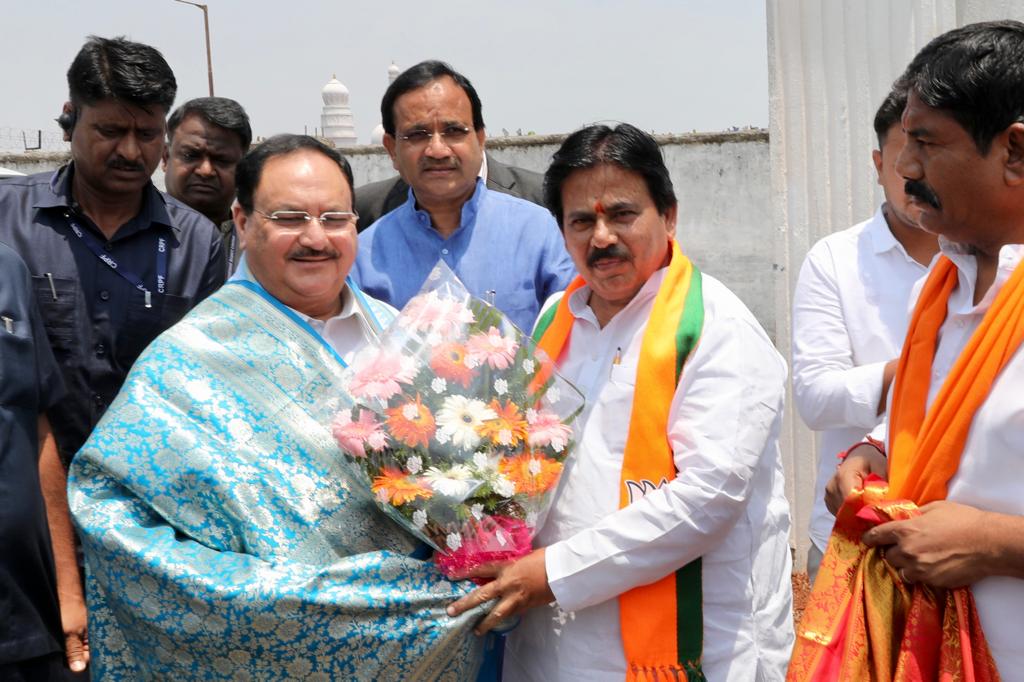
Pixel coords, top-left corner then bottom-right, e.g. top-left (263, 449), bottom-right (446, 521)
top-left (289, 247), bottom-right (339, 259)
top-left (421, 160), bottom-right (458, 171)
top-left (107, 157), bottom-right (145, 172)
top-left (905, 179), bottom-right (941, 210)
top-left (587, 244), bottom-right (631, 268)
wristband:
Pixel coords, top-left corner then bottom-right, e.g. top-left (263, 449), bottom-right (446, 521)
top-left (837, 436), bottom-right (886, 462)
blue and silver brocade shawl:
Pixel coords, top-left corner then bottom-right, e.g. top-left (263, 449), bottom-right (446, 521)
top-left (68, 280), bottom-right (485, 680)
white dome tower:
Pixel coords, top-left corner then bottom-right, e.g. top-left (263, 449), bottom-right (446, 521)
top-left (321, 74), bottom-right (358, 148)
top-left (371, 62), bottom-right (401, 145)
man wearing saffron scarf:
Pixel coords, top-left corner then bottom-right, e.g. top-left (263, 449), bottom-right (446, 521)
top-left (448, 123), bottom-right (794, 680)
top-left (823, 21), bottom-right (1024, 679)
top-left (68, 134), bottom-right (485, 679)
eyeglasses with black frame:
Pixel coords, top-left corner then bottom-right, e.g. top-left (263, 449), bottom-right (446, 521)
top-left (397, 124), bottom-right (473, 146)
top-left (254, 209), bottom-right (359, 233)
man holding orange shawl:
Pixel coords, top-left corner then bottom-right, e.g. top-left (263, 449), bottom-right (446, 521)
top-left (801, 20), bottom-right (1024, 681)
top-left (448, 123), bottom-right (794, 680)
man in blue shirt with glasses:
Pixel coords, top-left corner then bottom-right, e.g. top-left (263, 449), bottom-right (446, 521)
top-left (353, 61), bottom-right (575, 332)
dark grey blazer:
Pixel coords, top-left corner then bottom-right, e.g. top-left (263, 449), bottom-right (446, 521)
top-left (354, 153), bottom-right (546, 232)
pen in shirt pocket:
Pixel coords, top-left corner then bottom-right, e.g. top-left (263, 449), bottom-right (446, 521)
top-left (609, 346), bottom-right (622, 378)
top-left (45, 273), bottom-right (58, 300)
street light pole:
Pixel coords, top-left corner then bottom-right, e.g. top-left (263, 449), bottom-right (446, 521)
top-left (173, 0), bottom-right (215, 96)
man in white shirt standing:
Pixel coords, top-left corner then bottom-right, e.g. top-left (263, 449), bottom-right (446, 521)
top-left (792, 90), bottom-right (937, 583)
top-left (448, 123), bottom-right (794, 681)
top-left (827, 21), bottom-right (1024, 678)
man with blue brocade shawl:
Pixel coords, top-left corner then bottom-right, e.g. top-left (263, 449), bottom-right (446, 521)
top-left (68, 135), bottom-right (486, 680)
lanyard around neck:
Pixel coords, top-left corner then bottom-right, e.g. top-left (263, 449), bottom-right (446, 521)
top-left (63, 211), bottom-right (168, 308)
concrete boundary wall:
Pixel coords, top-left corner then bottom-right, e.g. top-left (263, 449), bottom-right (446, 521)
top-left (2, 131), bottom-right (775, 332)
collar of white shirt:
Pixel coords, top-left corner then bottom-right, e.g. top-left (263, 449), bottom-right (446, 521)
top-left (867, 206), bottom-right (929, 267)
top-left (565, 267), bottom-right (667, 327)
top-left (937, 238), bottom-right (1024, 315)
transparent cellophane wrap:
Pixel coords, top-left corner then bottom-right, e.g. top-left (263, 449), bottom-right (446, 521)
top-left (327, 263), bottom-right (584, 579)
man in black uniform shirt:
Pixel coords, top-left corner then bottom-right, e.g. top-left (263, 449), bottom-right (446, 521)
top-left (0, 35), bottom-right (226, 467)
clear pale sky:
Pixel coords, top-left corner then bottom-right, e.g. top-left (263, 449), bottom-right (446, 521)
top-left (2, 0), bottom-right (768, 144)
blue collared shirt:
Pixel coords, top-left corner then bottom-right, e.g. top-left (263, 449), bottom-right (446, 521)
top-left (353, 179), bottom-right (576, 332)
top-left (0, 165), bottom-right (226, 465)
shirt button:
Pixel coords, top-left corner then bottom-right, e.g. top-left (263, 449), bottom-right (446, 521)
top-left (93, 393), bottom-right (104, 407)
top-left (99, 290), bottom-right (110, 301)
top-left (441, 248), bottom-right (450, 255)
top-left (95, 343), bottom-right (106, 357)
top-left (104, 242), bottom-right (114, 252)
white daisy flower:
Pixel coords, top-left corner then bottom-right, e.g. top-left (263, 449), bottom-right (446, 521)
top-left (413, 509), bottom-right (428, 529)
top-left (522, 358), bottom-right (535, 374)
top-left (446, 532), bottom-right (463, 550)
top-left (470, 503), bottom-right (484, 520)
top-left (405, 455), bottom-right (422, 475)
top-left (423, 464), bottom-right (478, 497)
top-left (547, 387), bottom-right (562, 403)
top-left (472, 451), bottom-right (490, 471)
top-left (494, 378), bottom-right (508, 396)
top-left (436, 395), bottom-right (497, 450)
top-left (431, 377), bottom-right (448, 393)
top-left (493, 476), bottom-right (516, 498)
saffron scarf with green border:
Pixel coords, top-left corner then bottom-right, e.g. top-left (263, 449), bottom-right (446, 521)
top-left (532, 239), bottom-right (706, 682)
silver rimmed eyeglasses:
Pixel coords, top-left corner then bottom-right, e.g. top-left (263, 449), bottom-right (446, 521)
top-left (397, 124), bottom-right (473, 146)
top-left (254, 209), bottom-right (359, 233)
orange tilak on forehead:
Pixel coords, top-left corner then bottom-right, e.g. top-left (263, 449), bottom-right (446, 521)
top-left (594, 200), bottom-right (606, 215)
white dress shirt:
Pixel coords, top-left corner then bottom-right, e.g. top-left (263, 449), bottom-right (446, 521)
top-left (791, 207), bottom-right (929, 551)
top-left (881, 240), bottom-right (1024, 680)
top-left (504, 268), bottom-right (794, 682)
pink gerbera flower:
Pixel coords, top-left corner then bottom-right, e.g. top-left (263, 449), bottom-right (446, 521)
top-left (403, 291), bottom-right (475, 337)
top-left (526, 408), bottom-right (574, 452)
top-left (331, 409), bottom-right (389, 457)
top-left (466, 326), bottom-right (518, 370)
top-left (347, 350), bottom-right (418, 401)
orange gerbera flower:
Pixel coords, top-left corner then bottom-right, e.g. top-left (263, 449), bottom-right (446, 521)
top-left (430, 342), bottom-right (475, 388)
top-left (499, 452), bottom-right (563, 496)
top-left (478, 399), bottom-right (529, 447)
top-left (385, 395), bottom-right (436, 448)
top-left (371, 467), bottom-right (433, 505)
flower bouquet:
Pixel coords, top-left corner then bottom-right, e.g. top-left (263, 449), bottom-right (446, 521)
top-left (329, 263), bottom-right (584, 580)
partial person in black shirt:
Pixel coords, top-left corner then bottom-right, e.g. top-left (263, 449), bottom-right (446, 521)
top-left (0, 35), bottom-right (226, 468)
top-left (0, 242), bottom-right (86, 679)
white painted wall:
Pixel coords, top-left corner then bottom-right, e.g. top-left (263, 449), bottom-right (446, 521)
top-left (766, 0), bottom-right (1024, 569)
